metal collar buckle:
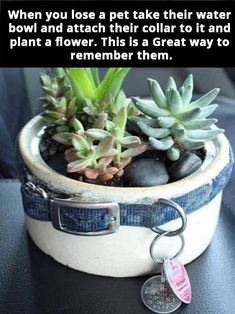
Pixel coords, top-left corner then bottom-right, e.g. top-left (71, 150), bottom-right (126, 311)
top-left (50, 198), bottom-right (120, 236)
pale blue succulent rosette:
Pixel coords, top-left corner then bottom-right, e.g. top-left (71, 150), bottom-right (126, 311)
top-left (131, 74), bottom-right (224, 161)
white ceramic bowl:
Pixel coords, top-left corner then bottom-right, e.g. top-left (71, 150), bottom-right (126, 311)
top-left (19, 115), bottom-right (231, 277)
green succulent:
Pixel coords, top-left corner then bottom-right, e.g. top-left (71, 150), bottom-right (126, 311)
top-left (131, 74), bottom-right (224, 161)
top-left (66, 68), bottom-right (130, 112)
top-left (86, 106), bottom-right (148, 169)
top-left (40, 71), bottom-right (82, 133)
top-left (65, 134), bottom-right (120, 182)
top-left (40, 68), bottom-right (131, 134)
top-left (62, 105), bottom-right (148, 181)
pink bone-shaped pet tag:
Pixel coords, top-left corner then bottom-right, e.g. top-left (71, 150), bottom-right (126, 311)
top-left (163, 258), bottom-right (192, 304)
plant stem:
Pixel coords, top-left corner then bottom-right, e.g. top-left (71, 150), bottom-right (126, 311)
top-left (116, 142), bottom-right (122, 163)
top-left (92, 160), bottom-right (98, 168)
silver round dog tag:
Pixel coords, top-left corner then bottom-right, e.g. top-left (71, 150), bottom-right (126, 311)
top-left (141, 275), bottom-right (182, 313)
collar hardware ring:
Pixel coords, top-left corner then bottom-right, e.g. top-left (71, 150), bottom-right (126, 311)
top-left (152, 198), bottom-right (187, 237)
top-left (150, 231), bottom-right (185, 264)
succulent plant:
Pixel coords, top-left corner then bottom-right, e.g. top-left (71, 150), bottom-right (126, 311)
top-left (86, 105), bottom-right (148, 173)
top-left (65, 134), bottom-right (119, 182)
top-left (64, 105), bottom-right (148, 181)
top-left (40, 68), bottom-right (131, 133)
top-left (66, 68), bottom-right (130, 114)
top-left (40, 70), bottom-right (82, 134)
top-left (131, 74), bottom-right (224, 161)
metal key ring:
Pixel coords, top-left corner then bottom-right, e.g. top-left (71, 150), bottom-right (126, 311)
top-left (150, 231), bottom-right (185, 264)
top-left (152, 198), bottom-right (187, 237)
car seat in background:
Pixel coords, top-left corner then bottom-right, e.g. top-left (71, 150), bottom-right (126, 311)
top-left (0, 69), bottom-right (32, 178)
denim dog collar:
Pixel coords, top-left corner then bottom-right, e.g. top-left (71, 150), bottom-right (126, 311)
top-left (20, 149), bottom-right (233, 236)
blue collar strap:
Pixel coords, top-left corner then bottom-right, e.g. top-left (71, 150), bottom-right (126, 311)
top-left (20, 149), bottom-right (233, 236)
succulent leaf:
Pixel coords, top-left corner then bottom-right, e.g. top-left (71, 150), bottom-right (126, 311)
top-left (190, 88), bottom-right (220, 108)
top-left (54, 117), bottom-right (67, 126)
top-left (103, 148), bottom-right (118, 157)
top-left (111, 90), bottom-right (126, 114)
top-left (67, 159), bottom-right (91, 173)
top-left (148, 78), bottom-right (167, 109)
top-left (64, 148), bottom-right (77, 162)
top-left (93, 113), bottom-right (108, 129)
top-left (95, 136), bottom-right (115, 158)
top-left (120, 144), bottom-right (148, 158)
top-left (177, 135), bottom-right (205, 150)
top-left (84, 169), bottom-right (99, 180)
top-left (138, 121), bottom-right (170, 139)
top-left (131, 98), bottom-right (170, 118)
top-left (66, 98), bottom-right (77, 118)
top-left (95, 68), bottom-right (130, 101)
top-left (166, 76), bottom-right (177, 93)
top-left (149, 136), bottom-right (174, 150)
top-left (119, 136), bottom-right (141, 148)
top-left (52, 132), bottom-right (73, 145)
top-left (106, 120), bottom-right (115, 132)
top-left (104, 68), bottom-right (130, 99)
top-left (98, 156), bottom-right (113, 169)
top-left (170, 123), bottom-right (185, 137)
top-left (54, 68), bottom-right (66, 79)
top-left (56, 125), bottom-right (70, 133)
top-left (115, 107), bottom-right (127, 132)
top-left (95, 69), bottom-right (119, 101)
top-left (180, 74), bottom-right (193, 105)
top-left (84, 68), bottom-right (98, 90)
top-left (86, 128), bottom-right (111, 140)
top-left (167, 88), bottom-right (183, 113)
top-left (129, 116), bottom-right (158, 126)
top-left (157, 117), bottom-right (176, 128)
top-left (176, 107), bottom-right (201, 121)
top-left (90, 68), bottom-right (100, 87)
top-left (70, 117), bottom-right (84, 132)
top-left (183, 118), bottom-right (218, 129)
top-left (72, 134), bottom-right (89, 151)
top-left (114, 157), bottom-right (132, 170)
top-left (67, 68), bottom-right (96, 100)
top-left (40, 73), bottom-right (51, 88)
top-left (167, 147), bottom-right (180, 161)
top-left (127, 116), bottom-right (159, 136)
top-left (76, 151), bottom-right (87, 159)
top-left (187, 129), bottom-right (224, 140)
top-left (42, 111), bottom-right (65, 120)
top-left (197, 104), bottom-right (218, 119)
top-left (42, 115), bottom-right (56, 124)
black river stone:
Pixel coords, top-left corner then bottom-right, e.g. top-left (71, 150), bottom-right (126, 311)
top-left (123, 158), bottom-right (169, 187)
top-left (169, 152), bottom-right (202, 181)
